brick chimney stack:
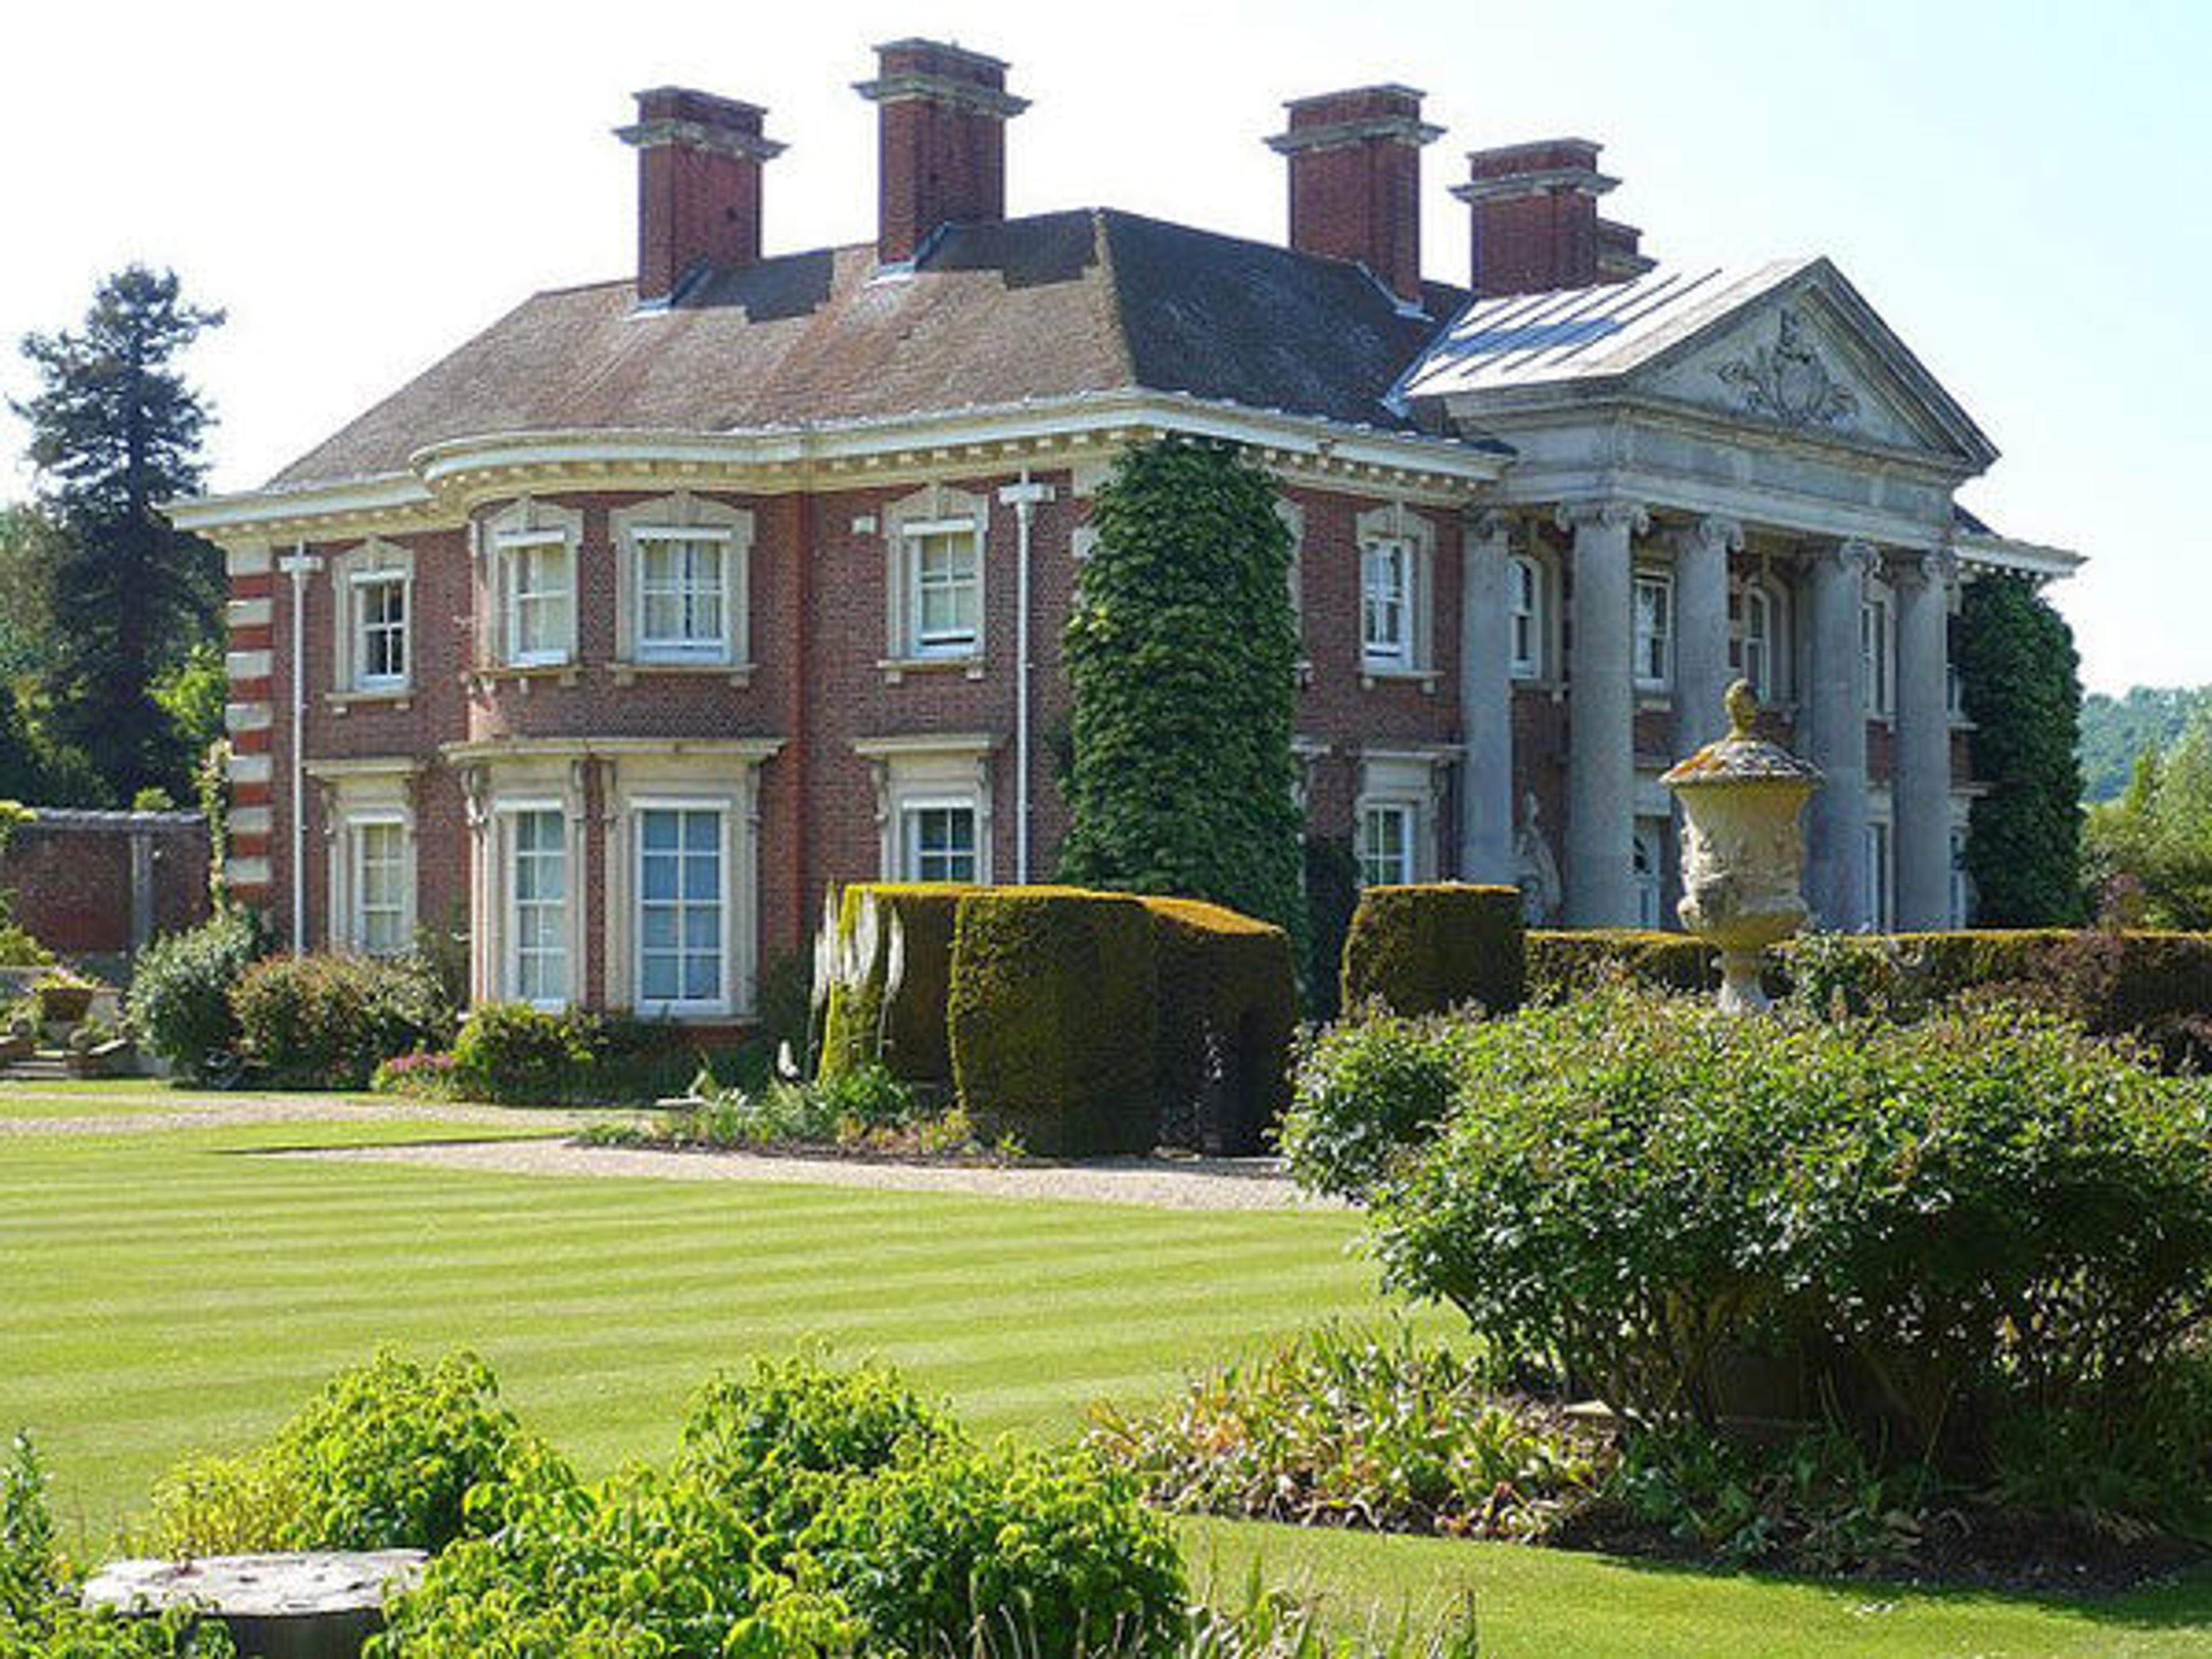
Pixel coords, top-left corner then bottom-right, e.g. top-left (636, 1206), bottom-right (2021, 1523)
top-left (855, 39), bottom-right (1029, 266)
top-left (617, 88), bottom-right (785, 304)
top-left (1266, 85), bottom-right (1443, 308)
top-left (1452, 139), bottom-right (1654, 298)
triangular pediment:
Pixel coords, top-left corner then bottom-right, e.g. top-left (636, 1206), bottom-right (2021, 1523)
top-left (1631, 267), bottom-right (1993, 465)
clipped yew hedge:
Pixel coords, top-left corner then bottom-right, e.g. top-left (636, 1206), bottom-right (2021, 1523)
top-left (1525, 929), bottom-right (1719, 998)
top-left (1143, 896), bottom-right (1297, 1156)
top-left (947, 888), bottom-right (1160, 1157)
top-left (818, 884), bottom-right (967, 1088)
top-left (1340, 884), bottom-right (1524, 1017)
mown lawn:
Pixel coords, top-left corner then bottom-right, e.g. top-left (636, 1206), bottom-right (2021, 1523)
top-left (4, 1105), bottom-right (2209, 1657)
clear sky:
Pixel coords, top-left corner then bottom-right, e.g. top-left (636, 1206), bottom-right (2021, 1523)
top-left (1, 0), bottom-right (2203, 694)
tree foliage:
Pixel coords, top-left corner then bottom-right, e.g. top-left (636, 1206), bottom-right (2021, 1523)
top-left (1957, 573), bottom-right (2084, 925)
top-left (1056, 438), bottom-right (1306, 956)
top-left (2086, 710), bottom-right (2212, 927)
top-left (2079, 684), bottom-right (2212, 804)
top-left (13, 266), bottom-right (226, 801)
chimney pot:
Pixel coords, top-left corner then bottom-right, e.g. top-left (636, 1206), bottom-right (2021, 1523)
top-left (856, 38), bottom-right (1029, 265)
top-left (618, 86), bottom-right (784, 303)
top-left (1266, 85), bottom-right (1442, 308)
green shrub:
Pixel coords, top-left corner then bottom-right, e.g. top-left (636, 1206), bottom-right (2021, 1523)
top-left (125, 910), bottom-right (260, 1081)
top-left (810, 1444), bottom-right (1187, 1657)
top-left (1089, 1322), bottom-right (1597, 1539)
top-left (681, 1351), bottom-right (961, 1491)
top-left (948, 888), bottom-right (1160, 1157)
top-left (152, 1349), bottom-right (529, 1555)
top-left (1341, 884), bottom-right (1524, 1017)
top-left (819, 883), bottom-right (964, 1087)
top-left (0, 922), bottom-right (50, 969)
top-left (449, 1002), bottom-right (590, 1103)
top-left (1277, 1012), bottom-right (1472, 1202)
top-left (1524, 929), bottom-right (1717, 997)
top-left (370, 1446), bottom-right (857, 1658)
top-left (1310, 991), bottom-right (2212, 1479)
top-left (1145, 896), bottom-right (1297, 1156)
top-left (230, 952), bottom-right (454, 1088)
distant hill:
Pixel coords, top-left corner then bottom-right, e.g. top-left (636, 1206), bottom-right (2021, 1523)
top-left (2080, 685), bottom-right (2212, 801)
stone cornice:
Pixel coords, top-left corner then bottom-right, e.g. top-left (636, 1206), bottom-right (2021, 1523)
top-left (1266, 114), bottom-right (1444, 155)
top-left (612, 118), bottom-right (785, 163)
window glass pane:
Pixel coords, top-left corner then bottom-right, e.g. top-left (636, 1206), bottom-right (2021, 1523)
top-left (639, 537), bottom-right (725, 649)
top-left (1362, 543), bottom-right (1409, 660)
top-left (636, 807), bottom-right (724, 1006)
top-left (1358, 804), bottom-right (1412, 887)
top-left (904, 805), bottom-right (978, 883)
top-left (509, 809), bottom-right (567, 1002)
top-left (912, 530), bottom-right (979, 651)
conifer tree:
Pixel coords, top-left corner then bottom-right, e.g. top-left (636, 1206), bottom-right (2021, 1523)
top-left (14, 266), bottom-right (226, 801)
top-left (1958, 571), bottom-right (2084, 924)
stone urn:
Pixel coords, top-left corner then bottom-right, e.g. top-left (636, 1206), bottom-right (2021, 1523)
top-left (1661, 681), bottom-right (1824, 1014)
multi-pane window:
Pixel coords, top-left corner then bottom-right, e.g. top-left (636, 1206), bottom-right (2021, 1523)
top-left (1507, 555), bottom-right (1541, 679)
top-left (1633, 573), bottom-right (1673, 690)
top-left (1863, 820), bottom-right (1893, 931)
top-left (509, 809), bottom-right (568, 1005)
top-left (504, 537), bottom-right (572, 666)
top-left (353, 821), bottom-right (407, 956)
top-left (354, 575), bottom-right (407, 688)
top-left (1737, 584), bottom-right (1774, 703)
top-left (908, 526), bottom-right (980, 656)
top-left (1861, 595), bottom-right (1892, 716)
top-left (902, 804), bottom-right (978, 884)
top-left (637, 536), bottom-right (726, 657)
top-left (1357, 801), bottom-right (1415, 888)
top-left (1362, 541), bottom-right (1412, 668)
top-left (638, 808), bottom-right (724, 1009)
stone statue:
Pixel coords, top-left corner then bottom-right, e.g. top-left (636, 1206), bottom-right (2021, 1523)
top-left (1514, 791), bottom-right (1562, 925)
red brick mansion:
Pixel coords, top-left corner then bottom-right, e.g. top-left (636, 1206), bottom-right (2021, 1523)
top-left (174, 39), bottom-right (2080, 1022)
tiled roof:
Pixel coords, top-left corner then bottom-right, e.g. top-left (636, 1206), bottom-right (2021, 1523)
top-left (270, 209), bottom-right (1486, 488)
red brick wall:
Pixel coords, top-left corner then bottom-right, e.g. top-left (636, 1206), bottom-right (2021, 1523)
top-left (1, 815), bottom-right (210, 959)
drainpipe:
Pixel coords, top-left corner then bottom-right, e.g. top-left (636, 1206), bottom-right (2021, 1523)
top-left (997, 472), bottom-right (1055, 884)
top-left (277, 541), bottom-right (322, 955)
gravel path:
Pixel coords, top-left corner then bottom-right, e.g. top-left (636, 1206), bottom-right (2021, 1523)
top-left (277, 1139), bottom-right (1338, 1211)
top-left (0, 1093), bottom-right (602, 1138)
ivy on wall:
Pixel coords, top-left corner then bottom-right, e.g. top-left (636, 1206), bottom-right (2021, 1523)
top-left (1058, 438), bottom-right (1307, 964)
top-left (1957, 571), bottom-right (2085, 925)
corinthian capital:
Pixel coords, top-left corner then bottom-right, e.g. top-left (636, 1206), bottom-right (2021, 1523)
top-left (1888, 544), bottom-right (1960, 590)
top-left (1816, 538), bottom-right (1880, 580)
top-left (1555, 498), bottom-right (1649, 537)
top-left (1679, 514), bottom-right (1744, 559)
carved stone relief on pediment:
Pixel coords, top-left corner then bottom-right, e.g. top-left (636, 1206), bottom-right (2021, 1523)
top-left (1640, 300), bottom-right (1933, 453)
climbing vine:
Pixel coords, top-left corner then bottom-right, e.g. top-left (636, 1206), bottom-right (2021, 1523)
top-left (1957, 571), bottom-right (2084, 924)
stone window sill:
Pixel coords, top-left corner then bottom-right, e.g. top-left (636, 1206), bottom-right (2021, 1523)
top-left (879, 654), bottom-right (985, 684)
top-left (474, 662), bottom-right (581, 695)
top-left (611, 660), bottom-right (756, 688)
top-left (1359, 666), bottom-right (1440, 695)
top-left (326, 687), bottom-right (413, 715)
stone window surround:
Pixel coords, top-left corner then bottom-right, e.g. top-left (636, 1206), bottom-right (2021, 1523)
top-left (480, 499), bottom-right (585, 676)
top-left (328, 540), bottom-right (414, 706)
top-left (1355, 502), bottom-right (1439, 692)
top-left (880, 483), bottom-right (990, 681)
top-left (1354, 747), bottom-right (1452, 884)
top-left (609, 491), bottom-right (756, 685)
top-left (307, 757), bottom-right (420, 956)
top-left (854, 733), bottom-right (995, 884)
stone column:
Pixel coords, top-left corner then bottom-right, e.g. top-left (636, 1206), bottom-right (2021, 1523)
top-left (1458, 508), bottom-right (1516, 883)
top-left (1559, 498), bottom-right (1646, 926)
top-left (1802, 539), bottom-right (1877, 929)
top-left (1891, 546), bottom-right (1958, 930)
top-left (1674, 515), bottom-right (1740, 753)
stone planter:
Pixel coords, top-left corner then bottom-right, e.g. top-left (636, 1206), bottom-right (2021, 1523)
top-left (36, 982), bottom-right (96, 1025)
top-left (66, 1039), bottom-right (137, 1080)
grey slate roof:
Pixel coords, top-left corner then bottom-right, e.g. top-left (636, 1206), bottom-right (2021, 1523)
top-left (271, 209), bottom-right (1490, 488)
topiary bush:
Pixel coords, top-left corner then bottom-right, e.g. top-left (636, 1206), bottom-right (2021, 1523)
top-left (948, 888), bottom-right (1159, 1157)
top-left (1304, 989), bottom-right (2212, 1478)
top-left (817, 883), bottom-right (964, 1088)
top-left (1143, 896), bottom-right (1296, 1156)
top-left (1523, 928), bottom-right (1718, 998)
top-left (126, 910), bottom-right (263, 1081)
top-left (1340, 884), bottom-right (1524, 1017)
top-left (230, 952), bottom-right (455, 1088)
